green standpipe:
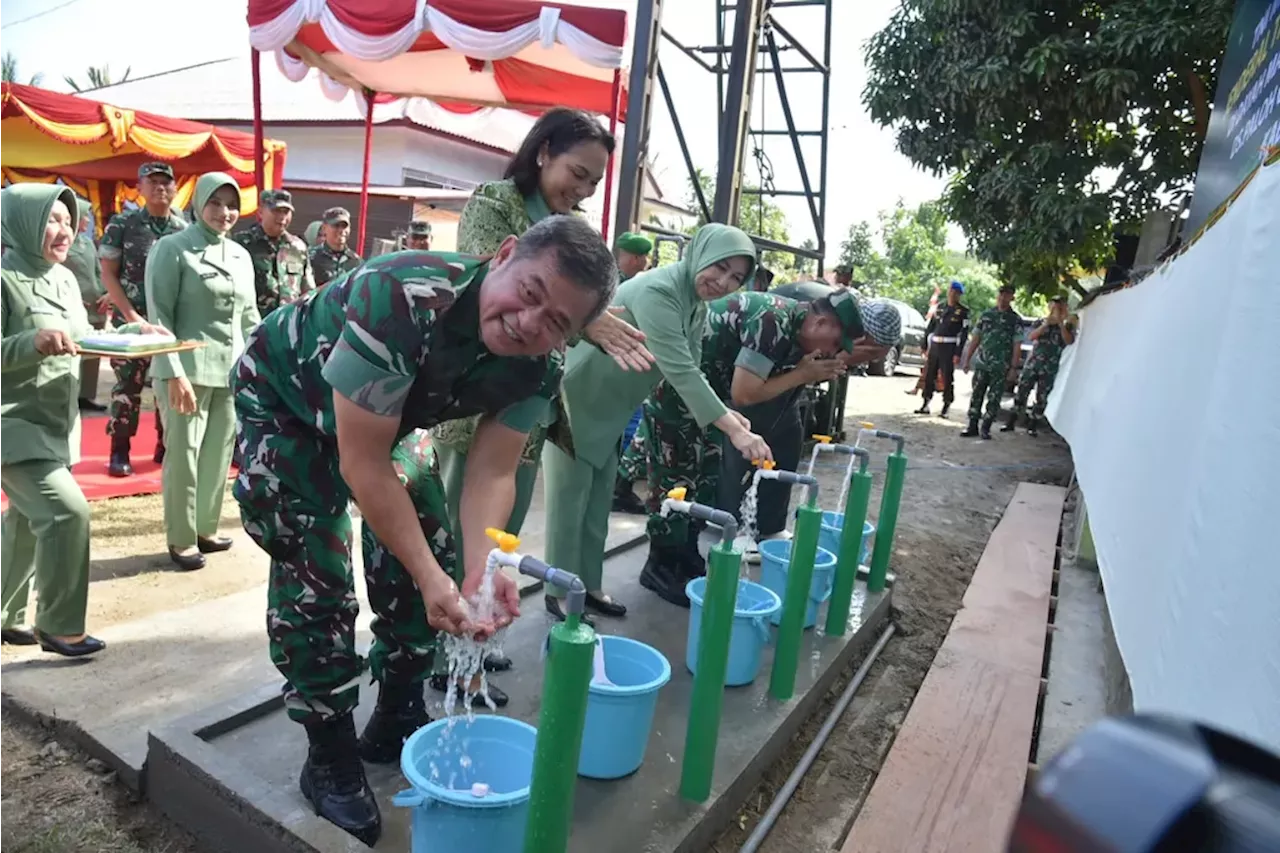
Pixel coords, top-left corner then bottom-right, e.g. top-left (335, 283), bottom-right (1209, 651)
top-left (680, 537), bottom-right (743, 801)
top-left (770, 488), bottom-right (821, 701)
top-left (826, 452), bottom-right (872, 636)
top-left (479, 528), bottom-right (594, 853)
top-left (868, 436), bottom-right (907, 594)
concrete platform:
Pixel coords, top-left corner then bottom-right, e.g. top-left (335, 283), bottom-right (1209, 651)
top-left (0, 511), bottom-right (645, 791)
top-left (146, 543), bottom-right (891, 853)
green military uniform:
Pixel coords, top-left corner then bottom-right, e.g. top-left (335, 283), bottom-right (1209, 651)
top-left (98, 167), bottom-right (186, 451)
top-left (63, 199), bottom-right (105, 407)
top-left (147, 173), bottom-right (261, 552)
top-left (544, 224), bottom-right (756, 601)
top-left (234, 190), bottom-right (313, 316)
top-left (966, 301), bottom-right (1022, 429)
top-left (1011, 308), bottom-right (1073, 431)
top-left (643, 291), bottom-right (812, 549)
top-left (232, 249), bottom-right (559, 724)
top-left (309, 207), bottom-right (361, 288)
top-left (429, 178), bottom-right (558, 560)
top-left (1, 186), bottom-right (94, 637)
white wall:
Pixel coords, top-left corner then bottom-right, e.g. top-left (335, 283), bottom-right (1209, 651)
top-left (222, 123), bottom-right (510, 188)
top-left (1046, 157), bottom-right (1280, 754)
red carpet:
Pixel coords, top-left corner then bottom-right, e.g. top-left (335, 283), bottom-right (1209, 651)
top-left (0, 413), bottom-right (235, 511)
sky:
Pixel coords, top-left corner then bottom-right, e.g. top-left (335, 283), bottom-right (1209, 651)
top-left (0, 0), bottom-right (962, 259)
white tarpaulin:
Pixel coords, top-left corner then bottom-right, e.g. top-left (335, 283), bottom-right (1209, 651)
top-left (1047, 158), bottom-right (1280, 754)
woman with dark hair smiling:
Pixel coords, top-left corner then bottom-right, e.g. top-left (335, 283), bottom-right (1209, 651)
top-left (427, 108), bottom-right (654, 691)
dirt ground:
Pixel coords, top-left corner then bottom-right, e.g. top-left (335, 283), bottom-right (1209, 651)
top-left (0, 365), bottom-right (1071, 852)
top-left (711, 367), bottom-right (1073, 852)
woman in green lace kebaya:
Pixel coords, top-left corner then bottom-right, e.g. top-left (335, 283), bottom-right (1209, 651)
top-left (429, 108), bottom-right (655, 622)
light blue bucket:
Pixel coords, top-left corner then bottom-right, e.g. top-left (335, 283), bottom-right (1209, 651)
top-left (394, 715), bottom-right (536, 852)
top-left (685, 577), bottom-right (782, 687)
top-left (578, 635), bottom-right (671, 779)
top-left (818, 512), bottom-right (876, 567)
top-left (758, 541), bottom-right (837, 629)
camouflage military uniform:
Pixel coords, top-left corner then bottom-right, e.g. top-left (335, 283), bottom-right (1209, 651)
top-left (1014, 320), bottom-right (1072, 420)
top-left (617, 415), bottom-right (650, 484)
top-left (234, 223), bottom-right (314, 315)
top-left (231, 251), bottom-right (560, 724)
top-left (98, 207), bottom-right (186, 439)
top-left (309, 244), bottom-right (362, 288)
top-left (966, 306), bottom-right (1021, 422)
top-left (644, 292), bottom-right (807, 548)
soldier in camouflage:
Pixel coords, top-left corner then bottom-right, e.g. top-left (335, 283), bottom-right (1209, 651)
top-left (404, 219), bottom-right (432, 251)
top-left (638, 289), bottom-right (900, 607)
top-left (230, 215), bottom-right (616, 845)
top-left (1003, 295), bottom-right (1074, 437)
top-left (233, 189), bottom-right (313, 316)
top-left (98, 162), bottom-right (187, 476)
top-left (961, 283), bottom-right (1023, 439)
top-left (308, 207), bottom-right (362, 287)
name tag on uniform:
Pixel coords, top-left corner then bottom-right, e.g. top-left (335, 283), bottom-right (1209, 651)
top-left (27, 306), bottom-right (57, 315)
top-left (200, 271), bottom-right (219, 280)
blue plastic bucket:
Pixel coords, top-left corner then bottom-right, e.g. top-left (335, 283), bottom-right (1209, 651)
top-left (818, 512), bottom-right (876, 567)
top-left (394, 715), bottom-right (536, 852)
top-left (758, 541), bottom-right (837, 629)
top-left (578, 635), bottom-right (671, 779)
top-left (685, 577), bottom-right (782, 686)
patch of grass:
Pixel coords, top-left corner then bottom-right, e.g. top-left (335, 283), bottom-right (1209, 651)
top-left (7, 821), bottom-right (156, 853)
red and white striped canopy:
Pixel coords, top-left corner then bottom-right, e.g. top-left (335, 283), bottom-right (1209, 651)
top-left (247, 0), bottom-right (629, 118)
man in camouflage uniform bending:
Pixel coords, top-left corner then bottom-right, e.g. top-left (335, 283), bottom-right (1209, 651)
top-left (638, 289), bottom-right (901, 606)
top-left (98, 162), bottom-right (187, 476)
top-left (308, 206), bottom-right (362, 288)
top-left (231, 216), bottom-right (616, 845)
top-left (1002, 295), bottom-right (1074, 437)
top-left (960, 283), bottom-right (1022, 439)
top-left (234, 189), bottom-right (314, 316)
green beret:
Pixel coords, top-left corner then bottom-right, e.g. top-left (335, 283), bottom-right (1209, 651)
top-left (616, 232), bottom-right (653, 255)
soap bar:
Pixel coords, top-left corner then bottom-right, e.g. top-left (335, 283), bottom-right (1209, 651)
top-left (470, 783), bottom-right (490, 798)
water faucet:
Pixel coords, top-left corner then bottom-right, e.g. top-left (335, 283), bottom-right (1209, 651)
top-left (873, 428), bottom-right (906, 455)
top-left (663, 487), bottom-right (739, 548)
top-left (484, 528), bottom-right (587, 615)
top-left (752, 461), bottom-right (821, 506)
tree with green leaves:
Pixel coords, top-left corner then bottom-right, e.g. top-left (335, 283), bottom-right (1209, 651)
top-left (687, 168), bottom-right (798, 281)
top-left (863, 0), bottom-right (1234, 295)
top-left (64, 64), bottom-right (130, 93)
top-left (2, 52), bottom-right (43, 86)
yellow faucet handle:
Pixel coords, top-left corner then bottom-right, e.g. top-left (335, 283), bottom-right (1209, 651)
top-left (859, 421), bottom-right (875, 428)
top-left (753, 459), bottom-right (777, 470)
top-left (812, 434), bottom-right (832, 443)
top-left (484, 527), bottom-right (520, 553)
top-left (667, 486), bottom-right (688, 501)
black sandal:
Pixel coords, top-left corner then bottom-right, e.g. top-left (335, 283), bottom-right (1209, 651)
top-left (585, 592), bottom-right (627, 618)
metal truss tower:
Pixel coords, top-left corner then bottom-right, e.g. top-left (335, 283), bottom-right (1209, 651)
top-left (613, 0), bottom-right (834, 275)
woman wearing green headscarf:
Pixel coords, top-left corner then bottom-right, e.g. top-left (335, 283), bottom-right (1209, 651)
top-left (303, 220), bottom-right (323, 247)
top-left (145, 173), bottom-right (260, 571)
top-left (543, 223), bottom-right (773, 623)
top-left (63, 198), bottom-right (107, 412)
top-left (1, 184), bottom-right (161, 656)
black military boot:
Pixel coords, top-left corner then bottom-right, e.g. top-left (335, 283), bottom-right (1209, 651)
top-left (682, 525), bottom-right (707, 579)
top-left (960, 417), bottom-right (980, 437)
top-left (359, 679), bottom-right (432, 764)
top-left (639, 544), bottom-right (692, 608)
top-left (1027, 416), bottom-right (1040, 437)
top-left (1000, 410), bottom-right (1018, 432)
top-left (107, 435), bottom-right (133, 478)
top-left (611, 477), bottom-right (646, 515)
top-left (301, 713), bottom-right (382, 845)
top-left (914, 401), bottom-right (930, 415)
top-left (980, 418), bottom-right (994, 440)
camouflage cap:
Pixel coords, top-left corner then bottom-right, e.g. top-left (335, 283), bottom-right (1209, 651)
top-left (323, 207), bottom-right (351, 225)
top-left (138, 162), bottom-right (175, 180)
top-left (408, 220), bottom-right (432, 237)
top-left (260, 189), bottom-right (294, 211)
top-left (858, 298), bottom-right (903, 348)
top-left (821, 289), bottom-right (866, 351)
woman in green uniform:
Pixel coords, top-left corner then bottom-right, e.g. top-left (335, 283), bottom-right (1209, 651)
top-left (544, 223), bottom-right (773, 624)
top-left (0, 185), bottom-right (159, 656)
top-left (428, 107), bottom-right (652, 629)
top-left (145, 173), bottom-right (260, 571)
top-left (63, 198), bottom-right (107, 412)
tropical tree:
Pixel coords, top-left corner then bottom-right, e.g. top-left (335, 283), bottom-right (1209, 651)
top-left (863, 0), bottom-right (1234, 294)
top-left (64, 64), bottom-right (130, 93)
top-left (686, 168), bottom-right (797, 281)
top-left (2, 52), bottom-right (43, 86)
